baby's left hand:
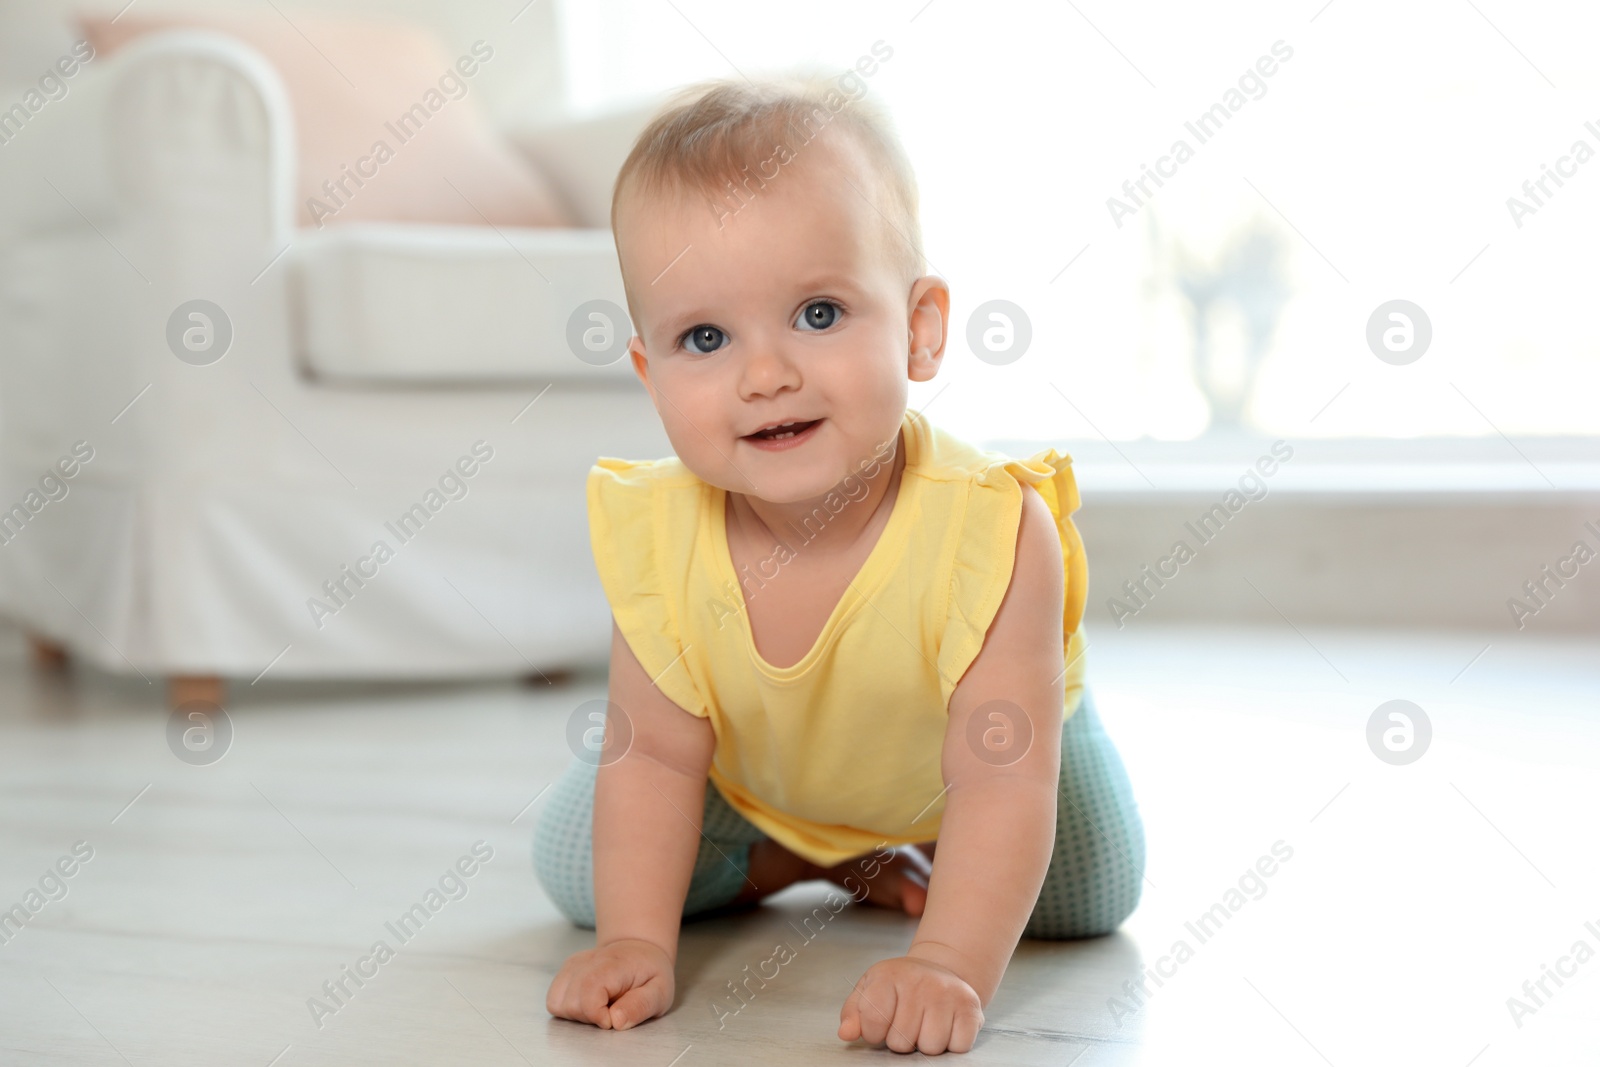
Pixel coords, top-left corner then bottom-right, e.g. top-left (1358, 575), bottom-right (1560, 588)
top-left (838, 955), bottom-right (984, 1054)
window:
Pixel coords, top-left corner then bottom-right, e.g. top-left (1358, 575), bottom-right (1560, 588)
top-left (556, 0), bottom-right (1600, 446)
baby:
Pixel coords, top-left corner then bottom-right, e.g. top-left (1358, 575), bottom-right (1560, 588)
top-left (534, 75), bottom-right (1145, 1056)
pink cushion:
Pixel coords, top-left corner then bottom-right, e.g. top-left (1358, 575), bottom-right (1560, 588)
top-left (80, 10), bottom-right (574, 230)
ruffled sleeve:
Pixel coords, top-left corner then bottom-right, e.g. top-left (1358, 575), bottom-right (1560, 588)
top-left (587, 458), bottom-right (710, 719)
top-left (935, 448), bottom-right (1090, 715)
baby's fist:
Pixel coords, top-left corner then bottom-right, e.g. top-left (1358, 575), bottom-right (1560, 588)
top-left (546, 938), bottom-right (674, 1031)
top-left (838, 956), bottom-right (984, 1054)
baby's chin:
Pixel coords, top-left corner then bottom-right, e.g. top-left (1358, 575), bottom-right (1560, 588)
top-left (698, 439), bottom-right (856, 503)
top-left (709, 466), bottom-right (846, 505)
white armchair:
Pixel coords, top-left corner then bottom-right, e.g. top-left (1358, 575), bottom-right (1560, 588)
top-left (0, 29), bottom-right (669, 706)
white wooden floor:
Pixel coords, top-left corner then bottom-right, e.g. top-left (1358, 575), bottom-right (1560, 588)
top-left (1, 619), bottom-right (1596, 1065)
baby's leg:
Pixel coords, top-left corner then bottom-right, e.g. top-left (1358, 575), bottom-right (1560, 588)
top-left (1023, 688), bottom-right (1146, 939)
top-left (734, 838), bottom-right (934, 915)
top-left (531, 756), bottom-right (768, 928)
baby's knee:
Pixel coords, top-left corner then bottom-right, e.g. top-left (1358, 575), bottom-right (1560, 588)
top-left (531, 825), bottom-right (597, 929)
top-left (1025, 877), bottom-right (1143, 940)
top-left (1027, 813), bottom-right (1146, 940)
top-left (530, 761), bottom-right (600, 928)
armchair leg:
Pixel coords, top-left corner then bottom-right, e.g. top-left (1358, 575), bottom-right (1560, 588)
top-left (169, 675), bottom-right (226, 711)
top-left (28, 634), bottom-right (69, 669)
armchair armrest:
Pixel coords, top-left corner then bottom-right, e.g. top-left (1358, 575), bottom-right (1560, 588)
top-left (289, 222), bottom-right (635, 384)
top-left (0, 30), bottom-right (296, 248)
top-left (0, 30), bottom-right (304, 488)
top-left (98, 29), bottom-right (296, 244)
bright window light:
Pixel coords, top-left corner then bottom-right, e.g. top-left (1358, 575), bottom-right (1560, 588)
top-left (555, 0), bottom-right (1600, 444)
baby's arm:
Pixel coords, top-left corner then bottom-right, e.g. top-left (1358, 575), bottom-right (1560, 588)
top-left (545, 617), bottom-right (715, 1030)
top-left (840, 484), bottom-right (1066, 1054)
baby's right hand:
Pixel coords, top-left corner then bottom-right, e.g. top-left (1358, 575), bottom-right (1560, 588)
top-left (545, 938), bottom-right (675, 1031)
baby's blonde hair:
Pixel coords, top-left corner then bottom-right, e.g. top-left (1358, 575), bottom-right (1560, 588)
top-left (610, 74), bottom-right (925, 302)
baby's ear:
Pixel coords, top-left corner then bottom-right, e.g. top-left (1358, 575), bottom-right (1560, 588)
top-left (907, 276), bottom-right (950, 380)
top-left (628, 336), bottom-right (655, 401)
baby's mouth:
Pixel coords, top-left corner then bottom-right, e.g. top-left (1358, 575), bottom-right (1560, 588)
top-left (743, 419), bottom-right (823, 442)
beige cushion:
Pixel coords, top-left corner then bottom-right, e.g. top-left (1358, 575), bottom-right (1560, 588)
top-left (290, 223), bottom-right (636, 384)
top-left (80, 10), bottom-right (574, 231)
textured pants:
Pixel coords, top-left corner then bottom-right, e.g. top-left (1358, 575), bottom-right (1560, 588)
top-left (532, 689), bottom-right (1145, 939)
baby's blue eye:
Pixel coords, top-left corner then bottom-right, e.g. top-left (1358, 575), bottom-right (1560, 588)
top-left (796, 301), bottom-right (841, 331)
top-left (682, 325), bottom-right (727, 354)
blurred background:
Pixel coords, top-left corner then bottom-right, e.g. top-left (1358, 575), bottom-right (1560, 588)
top-left (0, 0), bottom-right (1596, 700)
top-left (0, 2), bottom-right (1596, 1064)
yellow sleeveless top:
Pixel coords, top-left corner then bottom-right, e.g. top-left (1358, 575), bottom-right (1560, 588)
top-left (586, 407), bottom-right (1089, 868)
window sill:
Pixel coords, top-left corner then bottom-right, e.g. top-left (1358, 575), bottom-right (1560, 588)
top-left (980, 434), bottom-right (1600, 632)
top-left (983, 434), bottom-right (1600, 500)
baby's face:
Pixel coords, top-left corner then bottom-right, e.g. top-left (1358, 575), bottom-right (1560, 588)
top-left (615, 136), bottom-right (946, 503)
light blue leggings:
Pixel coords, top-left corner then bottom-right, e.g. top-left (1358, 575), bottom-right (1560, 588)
top-left (532, 689), bottom-right (1145, 939)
